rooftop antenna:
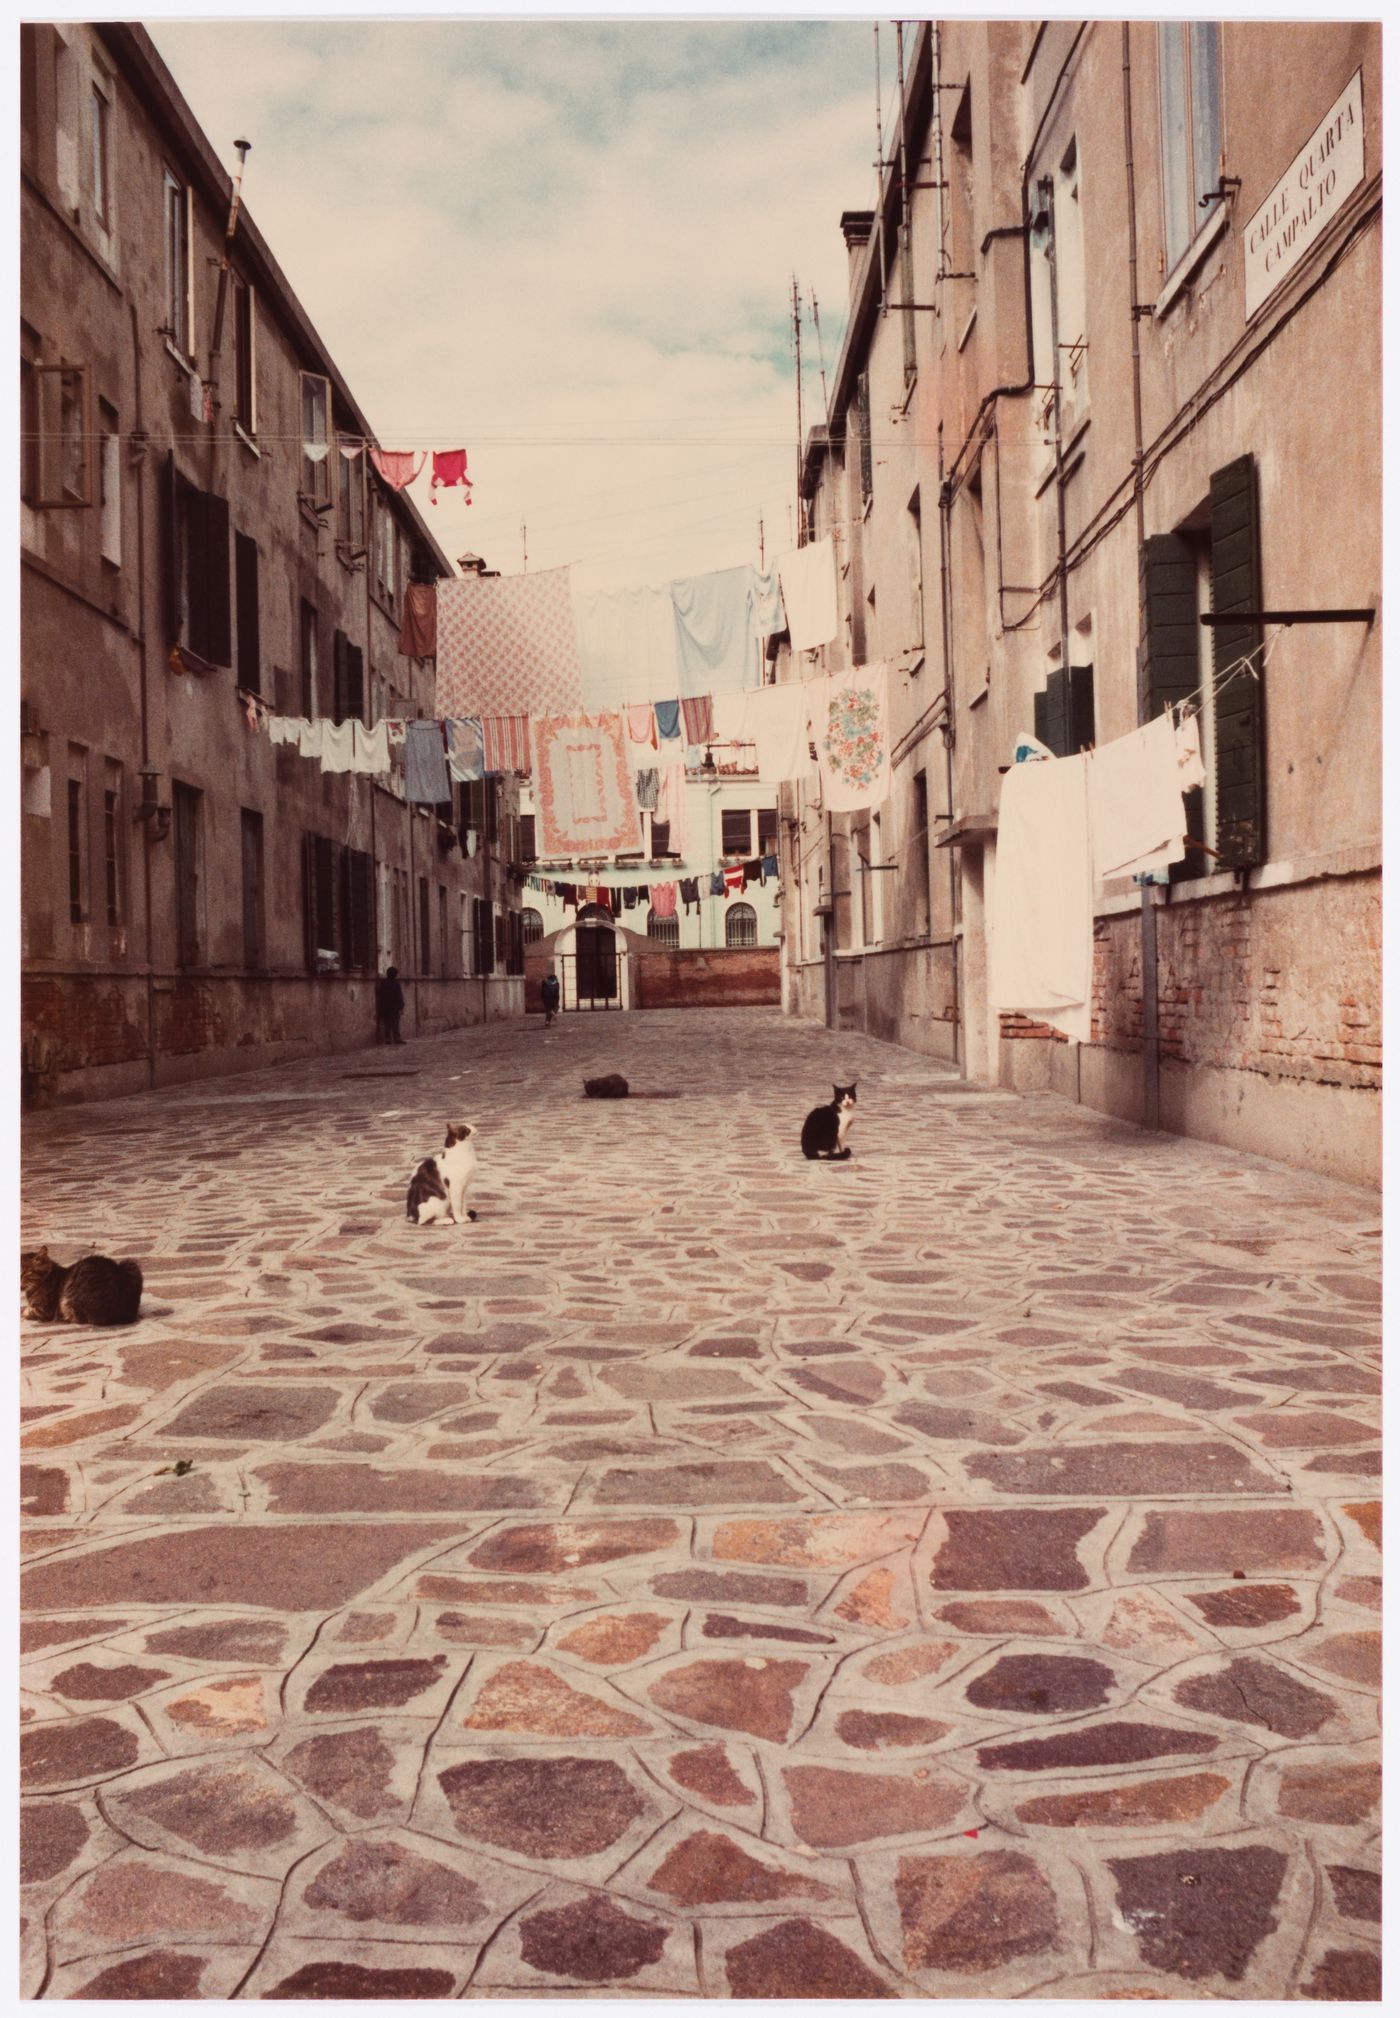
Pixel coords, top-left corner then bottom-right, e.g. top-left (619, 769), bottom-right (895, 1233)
top-left (791, 274), bottom-right (804, 545)
top-left (873, 21), bottom-right (884, 172)
top-left (810, 288), bottom-right (829, 416)
top-left (521, 520), bottom-right (528, 573)
top-left (209, 136), bottom-right (251, 371)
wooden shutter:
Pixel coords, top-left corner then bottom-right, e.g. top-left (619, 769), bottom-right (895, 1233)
top-left (508, 910), bottom-right (524, 976)
top-left (1068, 664), bottom-right (1095, 751)
top-left (331, 630), bottom-right (347, 725)
top-left (302, 833), bottom-right (317, 972)
top-left (473, 896), bottom-right (494, 976)
top-left (1139, 532), bottom-right (1200, 718)
top-left (1034, 670), bottom-right (1069, 756)
top-left (1209, 454), bottom-right (1265, 867)
top-left (235, 533), bottom-right (260, 692)
top-left (314, 836), bottom-right (336, 960)
top-left (855, 372), bottom-right (873, 503)
top-left (163, 451), bottom-right (181, 643)
top-left (197, 488), bottom-right (231, 665)
top-left (337, 845), bottom-right (352, 968)
top-left (346, 642), bottom-right (365, 724)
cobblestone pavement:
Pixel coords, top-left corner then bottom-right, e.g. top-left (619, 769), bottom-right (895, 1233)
top-left (19, 1008), bottom-right (1381, 2000)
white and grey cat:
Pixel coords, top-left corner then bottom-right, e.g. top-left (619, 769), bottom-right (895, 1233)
top-left (801, 1083), bottom-right (857, 1160)
top-left (406, 1122), bottom-right (478, 1226)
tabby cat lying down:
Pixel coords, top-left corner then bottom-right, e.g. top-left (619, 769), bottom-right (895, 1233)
top-left (21, 1246), bottom-right (143, 1325)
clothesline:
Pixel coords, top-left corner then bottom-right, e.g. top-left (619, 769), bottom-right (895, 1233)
top-left (519, 860), bottom-right (780, 918)
top-left (1174, 629), bottom-right (1279, 721)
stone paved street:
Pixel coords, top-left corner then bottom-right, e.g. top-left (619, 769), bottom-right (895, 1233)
top-left (19, 1008), bottom-right (1381, 2000)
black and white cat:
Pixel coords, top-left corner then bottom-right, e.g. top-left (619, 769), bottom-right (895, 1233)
top-left (406, 1122), bottom-right (478, 1226)
top-left (801, 1083), bottom-right (857, 1160)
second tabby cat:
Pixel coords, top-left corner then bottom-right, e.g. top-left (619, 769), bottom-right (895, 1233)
top-left (20, 1246), bottom-right (144, 1325)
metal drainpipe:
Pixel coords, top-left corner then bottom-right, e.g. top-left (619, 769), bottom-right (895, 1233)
top-left (129, 301), bottom-right (157, 1088)
top-left (1122, 23), bottom-right (1160, 1131)
top-left (935, 418), bottom-right (961, 1071)
top-left (825, 814), bottom-right (838, 1030)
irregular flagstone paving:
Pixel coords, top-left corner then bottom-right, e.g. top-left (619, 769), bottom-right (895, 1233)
top-left (19, 1007), bottom-right (1381, 2000)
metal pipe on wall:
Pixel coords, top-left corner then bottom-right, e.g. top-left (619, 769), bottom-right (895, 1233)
top-left (128, 300), bottom-right (157, 1089)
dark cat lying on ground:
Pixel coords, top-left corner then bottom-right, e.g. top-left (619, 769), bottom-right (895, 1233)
top-left (21, 1246), bottom-right (143, 1324)
top-left (584, 1074), bottom-right (630, 1098)
top-left (801, 1082), bottom-right (857, 1160)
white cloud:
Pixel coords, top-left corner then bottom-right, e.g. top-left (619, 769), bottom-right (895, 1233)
top-left (151, 19), bottom-right (877, 588)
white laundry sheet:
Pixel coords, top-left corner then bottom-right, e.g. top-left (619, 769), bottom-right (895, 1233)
top-left (775, 537), bottom-right (839, 651)
top-left (989, 751), bottom-right (1093, 1045)
top-left (1090, 710), bottom-right (1201, 880)
top-left (712, 683), bottom-right (816, 783)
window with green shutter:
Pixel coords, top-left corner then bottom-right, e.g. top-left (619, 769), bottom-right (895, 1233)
top-left (1033, 665), bottom-right (1094, 757)
top-left (1208, 455), bottom-right (1265, 867)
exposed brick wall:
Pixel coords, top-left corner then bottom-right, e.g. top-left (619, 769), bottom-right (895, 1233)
top-left (1092, 873), bottom-right (1380, 1091)
top-left (634, 948), bottom-right (779, 1009)
top-left (22, 976), bottom-right (147, 1073)
top-left (1000, 1013), bottom-right (1069, 1043)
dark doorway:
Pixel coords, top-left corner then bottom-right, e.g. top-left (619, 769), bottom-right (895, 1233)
top-left (575, 924), bottom-right (617, 1003)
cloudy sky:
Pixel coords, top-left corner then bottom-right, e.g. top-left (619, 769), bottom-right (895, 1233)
top-left (150, 18), bottom-right (879, 589)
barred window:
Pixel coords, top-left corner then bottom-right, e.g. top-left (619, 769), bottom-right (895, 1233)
top-left (647, 908), bottom-right (679, 949)
top-left (726, 902), bottom-right (758, 948)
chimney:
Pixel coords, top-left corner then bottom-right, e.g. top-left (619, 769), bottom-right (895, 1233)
top-left (840, 210), bottom-right (875, 294)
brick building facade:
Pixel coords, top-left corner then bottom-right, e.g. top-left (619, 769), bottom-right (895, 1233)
top-left (778, 20), bottom-right (1380, 1185)
top-left (20, 23), bottom-right (523, 1105)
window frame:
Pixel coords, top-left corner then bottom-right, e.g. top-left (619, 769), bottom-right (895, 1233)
top-left (90, 76), bottom-right (112, 230)
top-left (299, 599), bottom-right (319, 719)
top-left (725, 901), bottom-right (758, 948)
top-left (28, 362), bottom-right (93, 510)
top-left (230, 272), bottom-right (256, 437)
top-left (721, 807), bottom-right (754, 857)
top-left (172, 780), bottom-right (203, 968)
top-left (162, 166), bottom-right (192, 357)
top-left (98, 401), bottom-right (121, 562)
top-left (646, 907), bottom-right (680, 949)
top-left (1158, 22), bottom-right (1225, 272)
top-left (299, 371), bottom-right (333, 512)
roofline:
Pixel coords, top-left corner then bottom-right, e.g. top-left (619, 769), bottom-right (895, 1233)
top-left (99, 21), bottom-right (457, 580)
top-left (822, 20), bottom-right (934, 450)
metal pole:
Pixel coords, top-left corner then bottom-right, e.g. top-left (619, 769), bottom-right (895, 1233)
top-left (1122, 24), bottom-right (1160, 1131)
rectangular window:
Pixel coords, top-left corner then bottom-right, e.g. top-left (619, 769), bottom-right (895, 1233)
top-left (1034, 663), bottom-right (1096, 757)
top-left (438, 884), bottom-right (449, 977)
top-left (907, 487), bottom-right (924, 650)
top-left (67, 771), bottom-right (85, 923)
top-left (102, 760), bottom-right (124, 926)
top-left (231, 273), bottom-right (256, 434)
top-left (1159, 22), bottom-right (1224, 270)
top-left (166, 463), bottom-right (231, 664)
top-left (721, 808), bottom-right (752, 856)
top-left (460, 893), bottom-right (472, 977)
top-left (372, 490), bottom-right (396, 607)
top-left (300, 371), bottom-right (331, 510)
top-left (337, 846), bottom-right (373, 973)
top-left (473, 896), bottom-right (495, 976)
top-left (507, 909), bottom-right (525, 978)
top-left (240, 808), bottom-right (264, 970)
top-left (911, 770), bottom-right (931, 936)
top-left (1056, 139), bottom-right (1087, 414)
top-left (854, 371), bottom-right (873, 508)
top-left (650, 816), bottom-right (671, 856)
top-left (299, 600), bottom-right (318, 718)
top-left (90, 80), bottom-right (111, 228)
top-left (28, 362), bottom-right (92, 509)
top-left (235, 533), bottom-right (260, 693)
top-left (518, 813), bottom-right (536, 861)
top-left (757, 807), bottom-right (779, 856)
top-left (173, 781), bottom-right (202, 966)
top-left (336, 437), bottom-right (366, 551)
top-left (418, 876), bottom-right (430, 977)
top-left (99, 400), bottom-right (120, 562)
top-left (54, 29), bottom-right (80, 212)
top-left (163, 168), bottom-right (190, 354)
top-left (303, 832), bottom-right (336, 969)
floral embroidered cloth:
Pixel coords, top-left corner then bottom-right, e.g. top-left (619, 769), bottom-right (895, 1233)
top-left (436, 567), bottom-right (584, 717)
top-left (533, 711), bottom-right (644, 857)
top-left (814, 661), bottom-right (892, 812)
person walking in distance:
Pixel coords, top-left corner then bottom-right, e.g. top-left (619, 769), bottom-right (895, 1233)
top-left (540, 968), bottom-right (561, 1027)
top-left (376, 965), bottom-right (406, 1045)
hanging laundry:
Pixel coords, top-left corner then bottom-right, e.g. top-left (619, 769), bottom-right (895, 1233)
top-left (743, 858), bottom-right (761, 885)
top-left (561, 884), bottom-right (577, 909)
top-left (814, 661), bottom-right (892, 813)
top-left (242, 693), bottom-right (261, 733)
top-left (571, 579), bottom-right (683, 713)
top-left (369, 448), bottom-right (426, 491)
top-left (775, 537), bottom-right (839, 651)
top-left (679, 876), bottom-right (700, 915)
top-left (680, 693), bottom-right (714, 746)
top-left (430, 448), bottom-right (471, 505)
top-left (656, 759), bottom-right (688, 850)
top-left (319, 720), bottom-right (356, 773)
top-left (445, 717), bottom-right (485, 783)
top-left (989, 751), bottom-right (1093, 1044)
top-left (709, 870), bottom-right (726, 896)
top-left (713, 682), bottom-right (814, 783)
top-left (298, 720), bottom-right (324, 762)
top-left (350, 719), bottom-right (390, 774)
top-left (302, 440), bottom-right (330, 464)
top-left (384, 719), bottom-right (408, 748)
top-left (671, 563), bottom-right (764, 694)
top-left (437, 567), bottom-right (584, 717)
top-left (626, 702), bottom-right (657, 747)
top-left (761, 851), bottom-right (780, 882)
top-left (623, 887), bottom-right (639, 910)
top-left (339, 441), bottom-right (365, 461)
top-left (1089, 711), bottom-right (1195, 882)
top-left (465, 829), bottom-right (478, 857)
top-left (723, 865), bottom-right (746, 895)
top-left (398, 582), bottom-right (437, 658)
top-left (635, 767), bottom-right (660, 812)
top-left (650, 881), bottom-right (678, 919)
top-left (403, 719), bottom-right (451, 804)
top-left (653, 699), bottom-right (682, 743)
top-left (267, 715), bottom-right (301, 746)
top-left (533, 711), bottom-right (643, 857)
top-left (752, 565), bottom-right (785, 639)
top-left (481, 715), bottom-right (530, 774)
top-left (1174, 710), bottom-right (1207, 793)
